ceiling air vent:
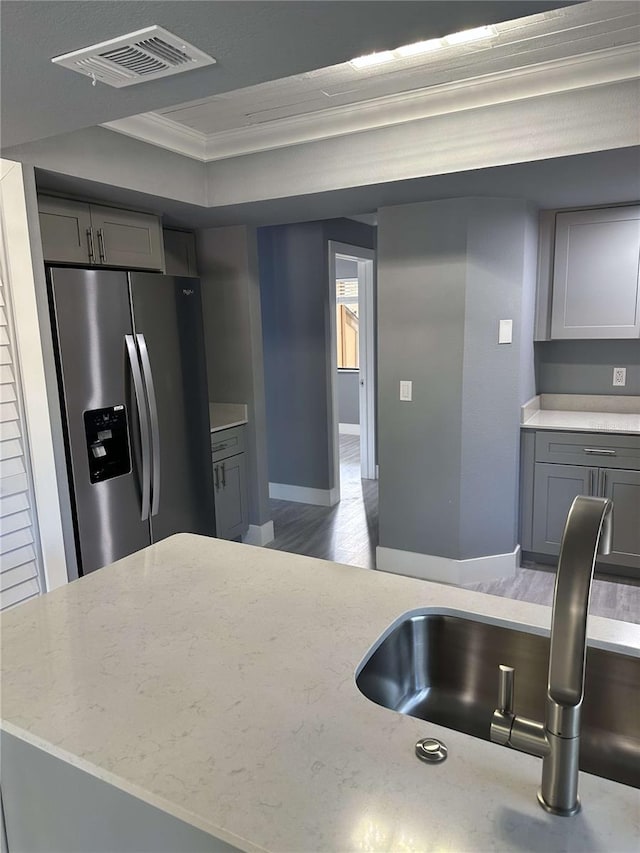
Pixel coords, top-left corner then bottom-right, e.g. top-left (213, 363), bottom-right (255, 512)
top-left (52, 26), bottom-right (216, 88)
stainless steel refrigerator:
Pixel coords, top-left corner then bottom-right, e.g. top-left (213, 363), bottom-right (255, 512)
top-left (49, 267), bottom-right (215, 575)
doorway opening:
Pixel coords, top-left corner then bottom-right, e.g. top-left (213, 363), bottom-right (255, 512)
top-left (328, 242), bottom-right (376, 502)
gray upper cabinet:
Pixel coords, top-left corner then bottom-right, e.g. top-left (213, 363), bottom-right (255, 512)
top-left (38, 196), bottom-right (164, 271)
top-left (38, 196), bottom-right (93, 264)
top-left (87, 205), bottom-right (164, 271)
top-left (550, 206), bottom-right (640, 339)
top-left (163, 229), bottom-right (198, 277)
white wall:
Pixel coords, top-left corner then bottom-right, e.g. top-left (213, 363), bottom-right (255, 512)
top-left (0, 160), bottom-right (68, 590)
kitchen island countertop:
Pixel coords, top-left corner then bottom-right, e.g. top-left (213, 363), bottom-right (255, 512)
top-left (2, 535), bottom-right (639, 852)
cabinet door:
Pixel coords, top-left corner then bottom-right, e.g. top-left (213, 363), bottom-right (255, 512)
top-left (532, 463), bottom-right (595, 555)
top-left (90, 205), bottom-right (164, 271)
top-left (599, 468), bottom-right (640, 571)
top-left (551, 206), bottom-right (640, 339)
top-left (213, 453), bottom-right (249, 540)
top-left (38, 196), bottom-right (92, 264)
top-left (163, 229), bottom-right (198, 276)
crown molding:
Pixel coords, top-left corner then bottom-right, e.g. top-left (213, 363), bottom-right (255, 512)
top-left (103, 44), bottom-right (640, 164)
top-left (104, 112), bottom-right (208, 161)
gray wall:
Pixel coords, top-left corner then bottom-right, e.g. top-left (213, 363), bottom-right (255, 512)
top-left (338, 371), bottom-right (360, 425)
top-left (259, 218), bottom-right (375, 490)
top-left (535, 340), bottom-right (640, 396)
top-left (377, 198), bottom-right (536, 562)
top-left (6, 126), bottom-right (206, 206)
top-left (197, 225), bottom-right (271, 527)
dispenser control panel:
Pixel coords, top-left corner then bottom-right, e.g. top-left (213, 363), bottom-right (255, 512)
top-left (83, 405), bottom-right (131, 484)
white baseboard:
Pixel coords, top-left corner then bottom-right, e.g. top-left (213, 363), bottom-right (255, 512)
top-left (242, 520), bottom-right (275, 547)
top-left (339, 422), bottom-right (360, 435)
top-left (269, 482), bottom-right (340, 507)
top-left (376, 545), bottom-right (520, 586)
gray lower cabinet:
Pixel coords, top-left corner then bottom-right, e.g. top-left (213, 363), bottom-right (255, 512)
top-left (532, 463), bottom-right (593, 554)
top-left (599, 468), bottom-right (640, 569)
top-left (525, 430), bottom-right (640, 575)
top-left (211, 426), bottom-right (249, 540)
top-left (38, 195), bottom-right (164, 271)
top-left (550, 205), bottom-right (640, 339)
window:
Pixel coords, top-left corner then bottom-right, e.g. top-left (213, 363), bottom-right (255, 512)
top-left (336, 278), bottom-right (359, 369)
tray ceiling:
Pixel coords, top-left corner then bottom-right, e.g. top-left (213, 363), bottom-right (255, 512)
top-left (1, 1), bottom-right (581, 150)
top-left (104, 1), bottom-right (640, 162)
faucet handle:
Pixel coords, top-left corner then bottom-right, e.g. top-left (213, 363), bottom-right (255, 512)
top-left (490, 665), bottom-right (515, 745)
top-left (498, 664), bottom-right (515, 715)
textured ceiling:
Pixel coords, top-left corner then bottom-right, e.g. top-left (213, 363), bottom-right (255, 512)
top-left (153, 1), bottom-right (635, 138)
top-left (1, 1), bottom-right (581, 148)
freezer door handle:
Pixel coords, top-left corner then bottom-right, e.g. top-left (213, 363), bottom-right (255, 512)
top-left (136, 333), bottom-right (161, 517)
top-left (125, 335), bottom-right (151, 521)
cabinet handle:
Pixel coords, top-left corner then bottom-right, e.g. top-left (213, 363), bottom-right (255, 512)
top-left (97, 228), bottom-right (106, 263)
top-left (583, 448), bottom-right (616, 456)
top-left (86, 228), bottom-right (95, 263)
top-left (221, 461), bottom-right (226, 488)
top-left (214, 465), bottom-right (219, 491)
top-left (589, 469), bottom-right (595, 496)
top-left (601, 470), bottom-right (607, 496)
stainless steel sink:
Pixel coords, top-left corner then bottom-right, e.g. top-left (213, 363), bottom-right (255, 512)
top-left (356, 612), bottom-right (640, 788)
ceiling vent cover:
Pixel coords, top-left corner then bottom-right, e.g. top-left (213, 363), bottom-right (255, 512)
top-left (52, 26), bottom-right (216, 88)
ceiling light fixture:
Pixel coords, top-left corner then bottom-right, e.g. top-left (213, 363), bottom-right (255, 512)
top-left (349, 50), bottom-right (395, 69)
top-left (394, 39), bottom-right (442, 58)
top-left (443, 25), bottom-right (498, 46)
top-left (350, 23), bottom-right (498, 70)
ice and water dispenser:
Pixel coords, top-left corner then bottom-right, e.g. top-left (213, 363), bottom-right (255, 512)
top-left (83, 405), bottom-right (131, 483)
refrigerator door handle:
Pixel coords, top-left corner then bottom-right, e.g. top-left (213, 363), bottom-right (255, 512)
top-left (136, 333), bottom-right (161, 517)
top-left (125, 335), bottom-right (152, 521)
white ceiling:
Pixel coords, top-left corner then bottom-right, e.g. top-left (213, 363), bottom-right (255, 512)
top-left (104, 1), bottom-right (640, 161)
top-left (1, 1), bottom-right (581, 149)
top-left (154, 2), bottom-right (639, 135)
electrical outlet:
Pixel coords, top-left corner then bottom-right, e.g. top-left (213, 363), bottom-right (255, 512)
top-left (612, 367), bottom-right (626, 387)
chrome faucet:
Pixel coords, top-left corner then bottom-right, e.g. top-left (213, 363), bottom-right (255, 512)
top-left (490, 495), bottom-right (613, 816)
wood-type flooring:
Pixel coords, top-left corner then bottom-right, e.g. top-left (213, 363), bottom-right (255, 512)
top-left (267, 435), bottom-right (639, 624)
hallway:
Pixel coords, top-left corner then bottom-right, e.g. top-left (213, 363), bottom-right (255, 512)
top-left (267, 434), bottom-right (378, 567)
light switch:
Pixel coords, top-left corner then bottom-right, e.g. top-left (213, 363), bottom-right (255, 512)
top-left (400, 380), bottom-right (412, 401)
top-left (498, 319), bottom-right (513, 344)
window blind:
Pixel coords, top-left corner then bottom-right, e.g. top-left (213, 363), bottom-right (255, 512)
top-left (0, 273), bottom-right (43, 609)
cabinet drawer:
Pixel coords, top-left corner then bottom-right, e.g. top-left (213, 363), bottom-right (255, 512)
top-left (534, 431), bottom-right (640, 470)
top-left (211, 425), bottom-right (246, 462)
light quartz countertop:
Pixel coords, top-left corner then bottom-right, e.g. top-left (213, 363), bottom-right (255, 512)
top-left (209, 402), bottom-right (248, 433)
top-left (2, 535), bottom-right (639, 853)
top-left (521, 394), bottom-right (640, 435)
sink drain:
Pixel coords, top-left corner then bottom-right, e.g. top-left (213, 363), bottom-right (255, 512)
top-left (415, 737), bottom-right (448, 764)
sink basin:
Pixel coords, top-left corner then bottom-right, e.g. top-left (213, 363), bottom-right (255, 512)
top-left (356, 611), bottom-right (640, 788)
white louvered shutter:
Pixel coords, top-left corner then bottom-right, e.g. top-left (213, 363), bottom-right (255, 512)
top-left (0, 273), bottom-right (44, 609)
